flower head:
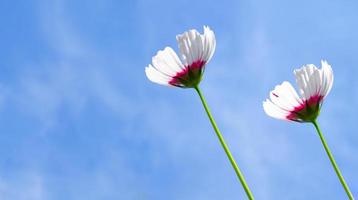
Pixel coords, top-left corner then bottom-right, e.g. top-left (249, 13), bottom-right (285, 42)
top-left (145, 26), bottom-right (216, 88)
top-left (263, 60), bottom-right (334, 122)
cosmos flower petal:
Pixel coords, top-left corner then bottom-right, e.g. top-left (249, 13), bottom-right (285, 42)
top-left (321, 60), bottom-right (334, 97)
top-left (263, 99), bottom-right (290, 121)
top-left (176, 30), bottom-right (199, 66)
top-left (294, 64), bottom-right (321, 100)
top-left (269, 81), bottom-right (302, 111)
top-left (151, 47), bottom-right (185, 77)
top-left (176, 26), bottom-right (216, 67)
top-left (202, 26), bottom-right (216, 63)
top-left (145, 64), bottom-right (171, 86)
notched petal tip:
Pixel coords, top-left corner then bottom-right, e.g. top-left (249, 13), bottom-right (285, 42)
top-left (320, 60), bottom-right (331, 67)
top-left (271, 81), bottom-right (293, 96)
top-left (203, 25), bottom-right (212, 33)
top-left (294, 63), bottom-right (318, 74)
top-left (321, 60), bottom-right (333, 80)
top-left (154, 47), bottom-right (173, 58)
top-left (321, 60), bottom-right (332, 71)
top-left (176, 28), bottom-right (199, 41)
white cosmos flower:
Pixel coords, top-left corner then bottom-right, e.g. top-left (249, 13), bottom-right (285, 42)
top-left (145, 26), bottom-right (216, 88)
top-left (263, 60), bottom-right (334, 122)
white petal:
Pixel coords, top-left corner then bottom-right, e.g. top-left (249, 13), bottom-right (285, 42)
top-left (263, 100), bottom-right (290, 121)
top-left (202, 26), bottom-right (216, 63)
top-left (294, 64), bottom-right (321, 100)
top-left (176, 30), bottom-right (197, 65)
top-left (145, 65), bottom-right (171, 86)
top-left (151, 47), bottom-right (184, 77)
top-left (269, 81), bottom-right (302, 111)
top-left (176, 26), bottom-right (216, 66)
top-left (320, 60), bottom-right (334, 97)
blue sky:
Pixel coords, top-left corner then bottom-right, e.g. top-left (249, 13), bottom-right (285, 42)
top-left (0, 0), bottom-right (357, 199)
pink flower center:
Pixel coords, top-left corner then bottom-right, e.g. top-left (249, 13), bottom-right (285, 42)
top-left (169, 60), bottom-right (206, 87)
top-left (286, 94), bottom-right (323, 122)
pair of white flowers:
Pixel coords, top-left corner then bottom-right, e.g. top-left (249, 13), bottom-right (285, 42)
top-left (145, 26), bottom-right (354, 200)
top-left (145, 26), bottom-right (333, 122)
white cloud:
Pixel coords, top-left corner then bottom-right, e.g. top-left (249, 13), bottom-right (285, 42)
top-left (0, 172), bottom-right (46, 200)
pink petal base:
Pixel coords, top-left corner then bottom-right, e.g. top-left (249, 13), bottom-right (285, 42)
top-left (286, 94), bottom-right (323, 122)
top-left (169, 60), bottom-right (206, 87)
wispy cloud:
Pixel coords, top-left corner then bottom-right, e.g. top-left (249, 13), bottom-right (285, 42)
top-left (0, 0), bottom-right (357, 199)
top-left (0, 171), bottom-right (46, 200)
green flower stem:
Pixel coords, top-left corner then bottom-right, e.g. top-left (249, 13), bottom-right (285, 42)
top-left (312, 120), bottom-right (354, 200)
top-left (194, 86), bottom-right (254, 200)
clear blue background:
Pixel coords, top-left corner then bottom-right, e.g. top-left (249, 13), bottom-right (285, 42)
top-left (0, 0), bottom-right (357, 199)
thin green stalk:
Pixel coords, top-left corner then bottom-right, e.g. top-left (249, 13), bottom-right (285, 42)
top-left (194, 86), bottom-right (254, 200)
top-left (312, 120), bottom-right (354, 200)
